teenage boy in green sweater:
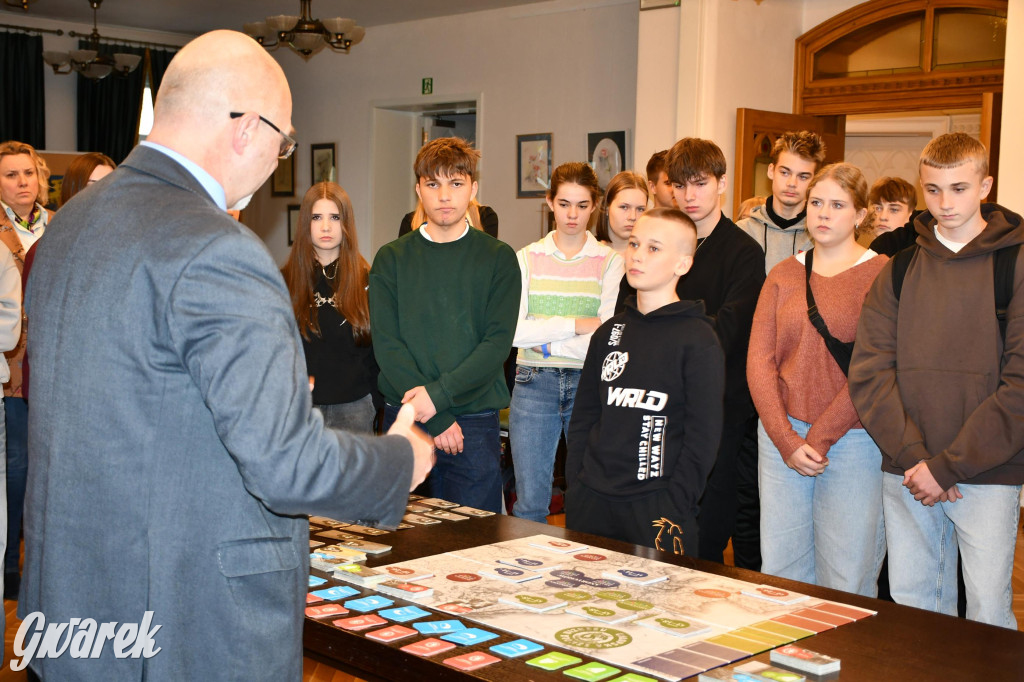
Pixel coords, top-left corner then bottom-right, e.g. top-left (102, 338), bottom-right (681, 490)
top-left (370, 137), bottom-right (520, 513)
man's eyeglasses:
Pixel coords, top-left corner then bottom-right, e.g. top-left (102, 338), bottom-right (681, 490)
top-left (230, 112), bottom-right (296, 160)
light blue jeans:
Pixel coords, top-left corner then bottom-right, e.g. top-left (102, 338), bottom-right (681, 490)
top-left (882, 473), bottom-right (1021, 628)
top-left (759, 417), bottom-right (885, 597)
top-left (508, 365), bottom-right (580, 523)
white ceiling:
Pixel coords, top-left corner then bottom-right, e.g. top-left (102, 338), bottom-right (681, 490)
top-left (0, 0), bottom-right (549, 37)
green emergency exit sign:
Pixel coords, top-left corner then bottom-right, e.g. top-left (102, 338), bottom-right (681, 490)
top-left (422, 77), bottom-right (433, 95)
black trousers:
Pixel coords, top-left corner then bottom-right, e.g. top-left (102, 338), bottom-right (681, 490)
top-left (697, 413), bottom-right (761, 569)
top-left (566, 483), bottom-right (699, 558)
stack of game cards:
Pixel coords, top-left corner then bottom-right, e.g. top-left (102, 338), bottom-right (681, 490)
top-left (770, 645), bottom-right (841, 675)
top-left (376, 580), bottom-right (435, 602)
top-left (333, 563), bottom-right (389, 587)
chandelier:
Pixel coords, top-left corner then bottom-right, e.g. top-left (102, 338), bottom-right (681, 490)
top-left (244, 0), bottom-right (366, 60)
top-left (41, 0), bottom-right (142, 80)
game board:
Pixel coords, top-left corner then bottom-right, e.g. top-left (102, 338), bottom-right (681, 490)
top-left (373, 534), bottom-right (874, 681)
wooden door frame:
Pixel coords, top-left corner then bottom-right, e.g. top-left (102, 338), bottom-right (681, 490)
top-left (794, 0), bottom-right (1007, 116)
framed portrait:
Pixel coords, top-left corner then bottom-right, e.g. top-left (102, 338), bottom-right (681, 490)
top-left (517, 133), bottom-right (552, 199)
top-left (311, 143), bottom-right (336, 185)
top-left (587, 131), bottom-right (627, 191)
top-left (271, 152), bottom-right (295, 197)
top-left (287, 204), bottom-right (300, 246)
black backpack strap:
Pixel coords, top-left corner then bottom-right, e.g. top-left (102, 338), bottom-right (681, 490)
top-left (994, 243), bottom-right (1021, 341)
top-left (890, 244), bottom-right (918, 301)
top-left (805, 249), bottom-right (853, 376)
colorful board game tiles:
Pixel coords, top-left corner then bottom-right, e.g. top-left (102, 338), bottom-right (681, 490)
top-left (400, 638), bottom-right (457, 657)
top-left (526, 651), bottom-right (583, 671)
top-left (412, 619), bottom-right (467, 635)
top-left (607, 675), bottom-right (657, 682)
top-left (333, 614), bottom-right (387, 631)
top-left (443, 651), bottom-right (502, 671)
top-left (308, 575), bottom-right (327, 587)
top-left (343, 595), bottom-right (394, 612)
top-left (490, 638), bottom-right (544, 658)
top-left (310, 585), bottom-right (359, 602)
top-left (364, 625), bottom-right (418, 643)
top-left (304, 603), bottom-right (349, 619)
top-left (440, 627), bottom-right (499, 645)
top-left (564, 661), bottom-right (622, 681)
top-left (377, 605), bottom-right (431, 623)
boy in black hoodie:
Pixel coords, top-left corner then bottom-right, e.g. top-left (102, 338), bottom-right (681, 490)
top-left (566, 209), bottom-right (724, 555)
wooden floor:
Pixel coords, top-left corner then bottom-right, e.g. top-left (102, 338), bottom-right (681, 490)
top-left (1, 511), bottom-right (1021, 680)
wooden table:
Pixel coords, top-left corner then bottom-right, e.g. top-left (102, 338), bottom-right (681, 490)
top-left (304, 515), bottom-right (1024, 681)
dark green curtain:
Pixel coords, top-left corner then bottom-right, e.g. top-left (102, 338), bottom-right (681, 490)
top-left (0, 32), bottom-right (46, 148)
top-left (76, 42), bottom-right (147, 164)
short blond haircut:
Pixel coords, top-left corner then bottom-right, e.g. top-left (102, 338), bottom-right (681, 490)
top-left (920, 132), bottom-right (988, 176)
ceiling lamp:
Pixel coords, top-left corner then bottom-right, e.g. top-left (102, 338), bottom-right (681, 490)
top-left (244, 0), bottom-right (366, 60)
top-left (3, 0), bottom-right (38, 10)
top-left (41, 0), bottom-right (142, 80)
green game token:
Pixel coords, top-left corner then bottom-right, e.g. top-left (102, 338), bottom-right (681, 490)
top-left (516, 595), bottom-right (549, 605)
top-left (655, 617), bottom-right (692, 629)
top-left (582, 606), bottom-right (616, 617)
top-left (555, 590), bottom-right (591, 602)
top-left (564, 661), bottom-right (621, 681)
top-left (607, 674), bottom-right (657, 682)
top-left (616, 599), bottom-right (654, 611)
top-left (594, 590), bottom-right (631, 601)
top-left (526, 652), bottom-right (583, 671)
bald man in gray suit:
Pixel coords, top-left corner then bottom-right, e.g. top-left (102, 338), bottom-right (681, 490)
top-left (20, 30), bottom-right (433, 681)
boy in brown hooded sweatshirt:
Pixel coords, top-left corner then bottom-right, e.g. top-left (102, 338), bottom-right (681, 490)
top-left (850, 132), bottom-right (1024, 629)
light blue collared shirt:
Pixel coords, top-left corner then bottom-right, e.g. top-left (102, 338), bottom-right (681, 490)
top-left (140, 141), bottom-right (228, 211)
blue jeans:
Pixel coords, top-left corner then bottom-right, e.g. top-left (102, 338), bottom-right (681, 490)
top-left (759, 417), bottom-right (885, 597)
top-left (383, 404), bottom-right (503, 513)
top-left (316, 394), bottom-right (375, 434)
top-left (508, 366), bottom-right (580, 523)
top-left (882, 473), bottom-right (1021, 628)
top-left (5, 396), bottom-right (25, 578)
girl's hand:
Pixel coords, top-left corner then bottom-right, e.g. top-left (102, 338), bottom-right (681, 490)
top-left (786, 444), bottom-right (828, 477)
top-left (574, 317), bottom-right (601, 335)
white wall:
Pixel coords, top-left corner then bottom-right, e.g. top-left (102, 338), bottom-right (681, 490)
top-left (0, 13), bottom-right (191, 152)
top-left (999, 0), bottom-right (1023, 202)
top-left (256, 0), bottom-right (638, 262)
top-left (636, 0), bottom-right (806, 215)
top-left (802, 0), bottom-right (863, 33)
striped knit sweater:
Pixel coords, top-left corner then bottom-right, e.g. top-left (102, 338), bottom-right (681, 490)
top-left (513, 231), bottom-right (623, 369)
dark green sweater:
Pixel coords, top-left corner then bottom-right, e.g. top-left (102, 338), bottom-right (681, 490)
top-left (369, 227), bottom-right (521, 435)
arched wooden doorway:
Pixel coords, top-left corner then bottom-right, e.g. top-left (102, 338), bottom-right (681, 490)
top-left (734, 0), bottom-right (1007, 213)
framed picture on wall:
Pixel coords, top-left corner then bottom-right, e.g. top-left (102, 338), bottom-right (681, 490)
top-left (517, 133), bottom-right (552, 199)
top-left (587, 131), bottom-right (627, 191)
top-left (311, 143), bottom-right (336, 184)
top-left (271, 151), bottom-right (295, 196)
top-left (287, 204), bottom-right (300, 246)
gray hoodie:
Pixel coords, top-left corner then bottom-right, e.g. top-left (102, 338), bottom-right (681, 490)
top-left (736, 202), bottom-right (812, 274)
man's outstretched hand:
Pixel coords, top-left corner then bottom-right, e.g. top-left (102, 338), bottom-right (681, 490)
top-left (388, 403), bottom-right (436, 490)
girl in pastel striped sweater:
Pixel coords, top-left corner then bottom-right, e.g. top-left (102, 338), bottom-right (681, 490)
top-left (509, 162), bottom-right (624, 523)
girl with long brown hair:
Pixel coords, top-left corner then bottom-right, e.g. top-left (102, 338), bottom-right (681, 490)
top-left (282, 182), bottom-right (378, 432)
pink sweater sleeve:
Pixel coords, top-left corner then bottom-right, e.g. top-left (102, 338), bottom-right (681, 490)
top-left (747, 270), bottom-right (805, 461)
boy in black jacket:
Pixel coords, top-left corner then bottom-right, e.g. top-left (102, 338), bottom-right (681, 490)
top-left (566, 209), bottom-right (724, 555)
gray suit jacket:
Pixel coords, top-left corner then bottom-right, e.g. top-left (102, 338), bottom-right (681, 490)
top-left (20, 146), bottom-right (413, 681)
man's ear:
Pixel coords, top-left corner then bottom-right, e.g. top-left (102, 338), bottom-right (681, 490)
top-left (230, 112), bottom-right (260, 155)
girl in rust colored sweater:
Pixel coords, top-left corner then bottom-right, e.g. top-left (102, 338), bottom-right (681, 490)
top-left (747, 163), bottom-right (888, 597)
